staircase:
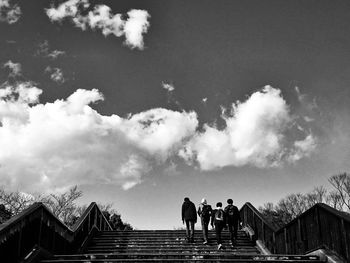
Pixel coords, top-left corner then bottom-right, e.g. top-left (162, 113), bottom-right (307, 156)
top-left (40, 229), bottom-right (324, 263)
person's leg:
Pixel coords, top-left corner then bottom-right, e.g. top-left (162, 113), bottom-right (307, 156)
top-left (185, 220), bottom-right (190, 242)
top-left (228, 223), bottom-right (234, 243)
top-left (204, 219), bottom-right (209, 242)
top-left (215, 222), bottom-right (223, 245)
top-left (190, 220), bottom-right (195, 242)
top-left (233, 221), bottom-right (238, 242)
top-left (201, 217), bottom-right (207, 242)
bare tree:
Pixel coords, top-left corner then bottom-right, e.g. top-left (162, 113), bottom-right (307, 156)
top-left (0, 188), bottom-right (37, 215)
top-left (40, 186), bottom-right (83, 225)
top-left (305, 186), bottom-right (327, 207)
top-left (328, 173), bottom-right (350, 211)
top-left (326, 190), bottom-right (343, 210)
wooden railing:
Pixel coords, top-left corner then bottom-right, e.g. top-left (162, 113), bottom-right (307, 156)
top-left (240, 202), bottom-right (278, 253)
top-left (0, 202), bottom-right (112, 263)
top-left (240, 202), bottom-right (350, 262)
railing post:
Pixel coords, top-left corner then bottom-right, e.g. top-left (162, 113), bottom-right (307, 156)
top-left (99, 214), bottom-right (102, 230)
top-left (94, 207), bottom-right (98, 227)
top-left (315, 207), bottom-right (322, 246)
top-left (272, 232), bottom-right (276, 253)
top-left (284, 228), bottom-right (288, 254)
top-left (88, 210), bottom-right (91, 231)
top-left (262, 221), bottom-right (265, 243)
top-left (340, 218), bottom-right (349, 260)
top-left (17, 224), bottom-right (23, 258)
top-left (297, 218), bottom-right (302, 253)
top-left (38, 208), bottom-right (44, 246)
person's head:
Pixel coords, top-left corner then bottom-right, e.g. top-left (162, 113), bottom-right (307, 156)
top-left (227, 199), bottom-right (233, 205)
top-left (201, 198), bottom-right (207, 205)
top-left (184, 197), bottom-right (190, 202)
top-left (216, 202), bottom-right (222, 208)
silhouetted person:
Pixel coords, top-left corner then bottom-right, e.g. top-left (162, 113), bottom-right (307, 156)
top-left (181, 197), bottom-right (197, 243)
top-left (211, 202), bottom-right (226, 249)
top-left (197, 198), bottom-right (212, 244)
top-left (224, 198), bottom-right (241, 245)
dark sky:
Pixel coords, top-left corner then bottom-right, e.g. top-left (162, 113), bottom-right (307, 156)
top-left (1, 0), bottom-right (350, 229)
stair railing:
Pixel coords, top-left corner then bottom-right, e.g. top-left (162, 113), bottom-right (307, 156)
top-left (240, 202), bottom-right (278, 253)
top-left (0, 202), bottom-right (112, 263)
top-left (240, 202), bottom-right (350, 262)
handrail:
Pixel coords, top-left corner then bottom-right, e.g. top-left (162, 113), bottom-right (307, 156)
top-left (0, 201), bottom-right (112, 263)
top-left (240, 202), bottom-right (350, 262)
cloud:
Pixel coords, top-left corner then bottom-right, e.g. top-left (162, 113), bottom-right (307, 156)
top-left (0, 83), bottom-right (318, 192)
top-left (3, 60), bottom-right (21, 77)
top-left (202, 98), bottom-right (208, 103)
top-left (0, 0), bottom-right (21, 24)
top-left (162, 82), bottom-right (175, 92)
top-left (37, 40), bottom-right (66, 59)
top-left (179, 86), bottom-right (317, 170)
top-left (45, 1), bottom-right (151, 50)
top-left (0, 83), bottom-right (197, 192)
top-left (123, 9), bottom-right (150, 50)
top-left (45, 66), bottom-right (65, 83)
top-left (288, 134), bottom-right (317, 163)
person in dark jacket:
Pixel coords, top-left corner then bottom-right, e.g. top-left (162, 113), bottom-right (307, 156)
top-left (224, 198), bottom-right (241, 245)
top-left (181, 197), bottom-right (197, 243)
top-left (211, 202), bottom-right (226, 249)
top-left (197, 198), bottom-right (212, 244)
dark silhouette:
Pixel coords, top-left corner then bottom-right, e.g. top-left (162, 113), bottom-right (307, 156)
top-left (224, 198), bottom-right (241, 245)
top-left (181, 197), bottom-right (197, 242)
top-left (211, 202), bottom-right (226, 249)
top-left (197, 198), bottom-right (212, 244)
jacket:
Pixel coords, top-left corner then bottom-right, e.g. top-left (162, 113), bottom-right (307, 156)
top-left (198, 204), bottom-right (212, 222)
top-left (182, 200), bottom-right (197, 222)
top-left (224, 204), bottom-right (241, 224)
top-left (211, 208), bottom-right (226, 226)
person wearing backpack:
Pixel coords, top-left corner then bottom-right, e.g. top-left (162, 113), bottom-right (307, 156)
top-left (181, 197), bottom-right (197, 243)
top-left (211, 202), bottom-right (226, 249)
top-left (197, 198), bottom-right (212, 244)
top-left (224, 198), bottom-right (241, 245)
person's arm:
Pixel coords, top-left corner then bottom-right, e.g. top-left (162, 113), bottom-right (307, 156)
top-left (211, 209), bottom-right (215, 227)
top-left (193, 203), bottom-right (197, 223)
top-left (181, 203), bottom-right (185, 223)
top-left (197, 205), bottom-right (201, 217)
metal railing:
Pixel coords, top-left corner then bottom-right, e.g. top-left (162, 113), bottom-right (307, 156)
top-left (240, 202), bottom-right (350, 262)
top-left (0, 202), bottom-right (112, 262)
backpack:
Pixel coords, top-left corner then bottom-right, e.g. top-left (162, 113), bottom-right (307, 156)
top-left (215, 209), bottom-right (224, 221)
top-left (201, 204), bottom-right (211, 218)
top-left (227, 205), bottom-right (235, 217)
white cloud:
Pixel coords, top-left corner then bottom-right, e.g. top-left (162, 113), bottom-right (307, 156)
top-left (123, 9), bottom-right (150, 50)
top-left (3, 60), bottom-right (21, 77)
top-left (37, 40), bottom-right (66, 59)
top-left (162, 82), bottom-right (175, 92)
top-left (48, 50), bottom-right (66, 59)
top-left (45, 1), bottom-right (150, 50)
top-left (288, 134), bottom-right (317, 163)
top-left (0, 83), bottom-right (197, 192)
top-left (0, 0), bottom-right (21, 24)
top-left (202, 97), bottom-right (208, 103)
top-left (45, 66), bottom-right (65, 83)
top-left (0, 82), bottom-right (318, 192)
top-left (180, 86), bottom-right (317, 170)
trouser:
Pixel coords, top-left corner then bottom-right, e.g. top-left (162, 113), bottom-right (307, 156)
top-left (201, 217), bottom-right (209, 241)
top-left (214, 221), bottom-right (225, 245)
top-left (185, 220), bottom-right (195, 241)
top-left (228, 221), bottom-right (239, 242)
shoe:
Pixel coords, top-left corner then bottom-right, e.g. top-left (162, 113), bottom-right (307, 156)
top-left (218, 244), bottom-right (223, 250)
top-left (203, 240), bottom-right (208, 245)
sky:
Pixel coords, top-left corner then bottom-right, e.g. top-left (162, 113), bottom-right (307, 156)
top-left (0, 0), bottom-right (350, 229)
